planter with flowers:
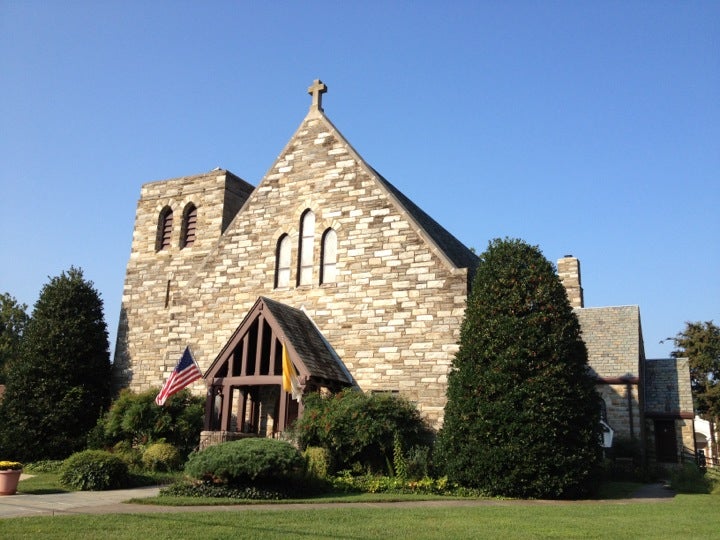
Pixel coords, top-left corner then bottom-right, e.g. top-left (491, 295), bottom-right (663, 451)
top-left (0, 461), bottom-right (23, 495)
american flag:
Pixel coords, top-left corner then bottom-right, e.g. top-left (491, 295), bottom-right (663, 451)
top-left (155, 347), bottom-right (203, 406)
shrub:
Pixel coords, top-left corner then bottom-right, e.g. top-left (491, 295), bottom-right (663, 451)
top-left (142, 442), bottom-right (182, 472)
top-left (112, 441), bottom-right (143, 470)
top-left (405, 445), bottom-right (431, 479)
top-left (24, 460), bottom-right (64, 474)
top-left (330, 472), bottom-right (482, 497)
top-left (293, 390), bottom-right (434, 474)
top-left (437, 238), bottom-right (603, 499)
top-left (59, 450), bottom-right (129, 491)
top-left (90, 388), bottom-right (204, 459)
top-left (670, 462), bottom-right (712, 494)
top-left (161, 481), bottom-right (293, 500)
top-left (304, 446), bottom-right (332, 480)
top-left (184, 438), bottom-right (304, 487)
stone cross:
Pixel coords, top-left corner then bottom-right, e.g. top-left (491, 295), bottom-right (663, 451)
top-left (307, 79), bottom-right (327, 112)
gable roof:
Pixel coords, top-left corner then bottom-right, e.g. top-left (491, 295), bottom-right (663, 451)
top-left (240, 92), bottom-right (478, 274)
top-left (204, 296), bottom-right (352, 387)
top-left (261, 297), bottom-right (352, 385)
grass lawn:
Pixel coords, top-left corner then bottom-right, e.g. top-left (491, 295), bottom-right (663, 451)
top-left (2, 490), bottom-right (719, 539)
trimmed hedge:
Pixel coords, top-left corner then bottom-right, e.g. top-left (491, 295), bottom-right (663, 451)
top-left (59, 450), bottom-right (129, 491)
top-left (184, 438), bottom-right (304, 486)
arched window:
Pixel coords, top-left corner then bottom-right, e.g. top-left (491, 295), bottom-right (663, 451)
top-left (297, 210), bottom-right (315, 286)
top-left (320, 228), bottom-right (337, 284)
top-left (181, 203), bottom-right (197, 248)
top-left (157, 206), bottom-right (173, 251)
top-left (275, 234), bottom-right (291, 288)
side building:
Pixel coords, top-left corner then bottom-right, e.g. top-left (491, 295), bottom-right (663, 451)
top-left (558, 256), bottom-right (695, 465)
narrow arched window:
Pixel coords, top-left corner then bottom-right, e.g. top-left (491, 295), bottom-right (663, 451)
top-left (181, 203), bottom-right (197, 248)
top-left (157, 206), bottom-right (173, 251)
top-left (275, 234), bottom-right (291, 288)
top-left (320, 228), bottom-right (337, 284)
top-left (297, 210), bottom-right (315, 286)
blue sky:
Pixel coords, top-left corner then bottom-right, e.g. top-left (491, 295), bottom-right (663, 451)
top-left (1, 1), bottom-right (717, 359)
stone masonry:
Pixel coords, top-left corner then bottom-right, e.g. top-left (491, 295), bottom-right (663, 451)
top-left (113, 86), bottom-right (473, 428)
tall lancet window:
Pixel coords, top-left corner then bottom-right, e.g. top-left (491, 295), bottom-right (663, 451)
top-left (157, 206), bottom-right (173, 251)
top-left (320, 228), bottom-right (337, 284)
top-left (180, 203), bottom-right (197, 248)
top-left (275, 234), bottom-right (291, 288)
top-left (297, 210), bottom-right (315, 286)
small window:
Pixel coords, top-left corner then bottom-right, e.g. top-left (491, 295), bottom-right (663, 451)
top-left (157, 207), bottom-right (173, 251)
top-left (181, 203), bottom-right (197, 248)
top-left (297, 210), bottom-right (315, 286)
top-left (320, 228), bottom-right (337, 284)
top-left (275, 234), bottom-right (291, 288)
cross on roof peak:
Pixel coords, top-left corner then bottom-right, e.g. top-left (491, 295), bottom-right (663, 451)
top-left (307, 79), bottom-right (327, 112)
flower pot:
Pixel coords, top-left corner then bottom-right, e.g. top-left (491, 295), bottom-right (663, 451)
top-left (0, 469), bottom-right (22, 495)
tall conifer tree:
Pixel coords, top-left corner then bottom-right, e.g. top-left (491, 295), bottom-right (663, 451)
top-left (0, 268), bottom-right (112, 461)
top-left (437, 239), bottom-right (602, 498)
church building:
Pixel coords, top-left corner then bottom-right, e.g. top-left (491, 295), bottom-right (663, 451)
top-left (113, 80), bottom-right (694, 464)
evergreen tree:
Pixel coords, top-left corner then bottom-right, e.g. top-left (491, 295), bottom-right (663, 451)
top-left (437, 238), bottom-right (602, 499)
top-left (0, 293), bottom-right (29, 384)
top-left (0, 268), bottom-right (112, 461)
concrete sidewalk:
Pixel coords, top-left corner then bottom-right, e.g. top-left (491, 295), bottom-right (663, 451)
top-left (0, 482), bottom-right (675, 519)
top-left (0, 485), bottom-right (162, 519)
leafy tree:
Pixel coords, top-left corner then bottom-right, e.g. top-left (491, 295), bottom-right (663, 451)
top-left (89, 388), bottom-right (204, 459)
top-left (0, 267), bottom-right (112, 461)
top-left (436, 238), bottom-right (602, 499)
top-left (670, 321), bottom-right (720, 421)
top-left (0, 293), bottom-right (29, 384)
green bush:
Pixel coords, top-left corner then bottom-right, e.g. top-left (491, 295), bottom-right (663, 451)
top-left (161, 481), bottom-right (294, 500)
top-left (142, 442), bottom-right (182, 472)
top-left (112, 441), bottom-right (143, 470)
top-left (293, 390), bottom-right (434, 474)
top-left (330, 472), bottom-right (482, 497)
top-left (59, 450), bottom-right (129, 491)
top-left (437, 238), bottom-right (603, 499)
top-left (90, 388), bottom-right (204, 459)
top-left (184, 438), bottom-right (304, 486)
top-left (304, 446), bottom-right (332, 480)
top-left (24, 460), bottom-right (64, 474)
top-left (670, 462), bottom-right (712, 494)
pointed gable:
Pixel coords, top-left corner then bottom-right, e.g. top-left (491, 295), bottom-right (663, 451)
top-left (205, 297), bottom-right (351, 388)
top-left (264, 99), bottom-right (478, 274)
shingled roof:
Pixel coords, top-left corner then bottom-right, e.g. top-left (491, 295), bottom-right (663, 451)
top-left (261, 297), bottom-right (352, 385)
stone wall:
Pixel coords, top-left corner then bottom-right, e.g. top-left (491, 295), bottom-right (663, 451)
top-left (644, 358), bottom-right (694, 415)
top-left (575, 306), bottom-right (642, 379)
top-left (597, 382), bottom-right (641, 440)
top-left (113, 170), bottom-right (254, 390)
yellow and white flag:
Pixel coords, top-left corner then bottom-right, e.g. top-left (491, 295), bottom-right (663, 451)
top-left (282, 343), bottom-right (302, 401)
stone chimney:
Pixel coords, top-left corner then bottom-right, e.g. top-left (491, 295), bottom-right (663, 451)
top-left (557, 255), bottom-right (584, 308)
